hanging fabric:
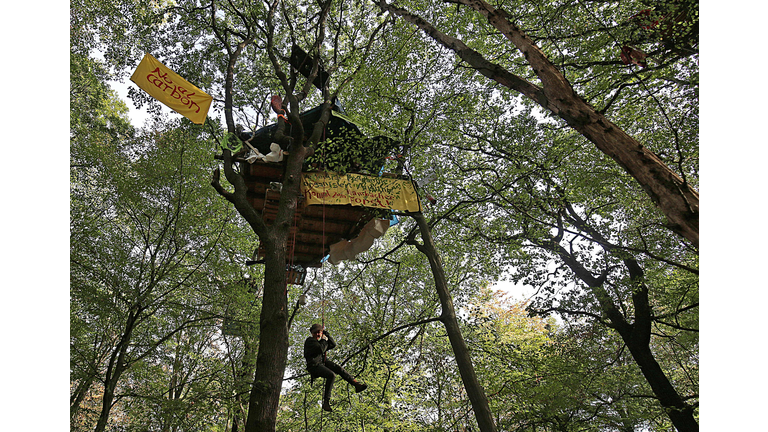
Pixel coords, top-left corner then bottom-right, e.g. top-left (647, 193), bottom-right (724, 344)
top-left (328, 218), bottom-right (390, 265)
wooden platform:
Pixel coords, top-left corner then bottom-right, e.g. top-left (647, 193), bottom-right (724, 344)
top-left (242, 161), bottom-right (386, 268)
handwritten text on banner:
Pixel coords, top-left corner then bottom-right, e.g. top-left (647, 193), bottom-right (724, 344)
top-left (301, 172), bottom-right (421, 212)
top-left (130, 53), bottom-right (212, 125)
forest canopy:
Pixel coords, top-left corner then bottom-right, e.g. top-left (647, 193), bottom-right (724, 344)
top-left (67, 0), bottom-right (706, 431)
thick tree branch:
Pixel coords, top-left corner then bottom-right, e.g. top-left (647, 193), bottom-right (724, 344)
top-left (377, 0), bottom-right (699, 248)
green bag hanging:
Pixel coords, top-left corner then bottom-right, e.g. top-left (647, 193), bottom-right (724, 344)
top-left (221, 132), bottom-right (243, 153)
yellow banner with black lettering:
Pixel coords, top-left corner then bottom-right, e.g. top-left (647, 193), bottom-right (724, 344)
top-left (301, 172), bottom-right (422, 212)
top-left (130, 53), bottom-right (212, 125)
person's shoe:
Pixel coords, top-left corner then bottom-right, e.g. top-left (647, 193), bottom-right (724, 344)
top-left (322, 400), bottom-right (333, 412)
top-left (353, 381), bottom-right (368, 393)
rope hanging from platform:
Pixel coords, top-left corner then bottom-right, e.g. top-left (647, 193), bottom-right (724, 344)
top-left (318, 119), bottom-right (329, 428)
top-left (321, 124), bottom-right (327, 330)
top-left (285, 209), bottom-right (298, 295)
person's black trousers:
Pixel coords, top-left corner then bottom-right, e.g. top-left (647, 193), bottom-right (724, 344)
top-left (309, 360), bottom-right (354, 401)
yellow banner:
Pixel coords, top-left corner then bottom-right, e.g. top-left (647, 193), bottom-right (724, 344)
top-left (130, 53), bottom-right (212, 125)
top-left (302, 172), bottom-right (422, 212)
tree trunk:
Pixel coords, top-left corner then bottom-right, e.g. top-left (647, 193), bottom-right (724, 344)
top-left (211, 73), bottom-right (331, 428)
top-left (243, 255), bottom-right (290, 431)
top-left (238, 136), bottom-right (315, 432)
top-left (94, 310), bottom-right (137, 432)
top-left (213, 138), bottom-right (312, 432)
top-left (240, 191), bottom-right (292, 432)
top-left (70, 375), bottom-right (95, 422)
top-left (546, 232), bottom-right (698, 432)
top-left (376, 0), bottom-right (698, 248)
top-left (411, 213), bottom-right (497, 432)
top-left (622, 336), bottom-right (698, 432)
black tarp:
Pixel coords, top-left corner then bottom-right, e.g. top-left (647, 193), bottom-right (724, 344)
top-left (237, 99), bottom-right (360, 152)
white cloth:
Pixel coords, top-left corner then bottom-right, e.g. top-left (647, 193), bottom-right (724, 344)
top-left (263, 143), bottom-right (285, 162)
top-left (244, 143), bottom-right (284, 164)
top-left (328, 218), bottom-right (390, 265)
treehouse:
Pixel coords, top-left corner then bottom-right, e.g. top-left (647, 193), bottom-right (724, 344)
top-left (226, 44), bottom-right (422, 284)
top-left (237, 44), bottom-right (398, 171)
top-left (236, 101), bottom-right (421, 282)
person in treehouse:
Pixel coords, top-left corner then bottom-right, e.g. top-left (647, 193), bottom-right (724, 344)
top-left (304, 323), bottom-right (368, 412)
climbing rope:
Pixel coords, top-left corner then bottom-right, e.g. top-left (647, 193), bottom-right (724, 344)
top-left (320, 123), bottom-right (327, 332)
top-left (285, 209), bottom-right (299, 295)
top-left (319, 127), bottom-right (328, 428)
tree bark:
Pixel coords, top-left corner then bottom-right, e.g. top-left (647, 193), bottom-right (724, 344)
top-left (410, 213), bottom-right (498, 432)
top-left (376, 0), bottom-right (698, 248)
top-left (242, 250), bottom-right (290, 431)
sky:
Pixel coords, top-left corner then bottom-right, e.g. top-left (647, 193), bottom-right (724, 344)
top-left (0, 2), bottom-right (762, 430)
top-left (111, 76), bottom-right (174, 128)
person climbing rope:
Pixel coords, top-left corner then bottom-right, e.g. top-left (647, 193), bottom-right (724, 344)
top-left (304, 323), bottom-right (367, 412)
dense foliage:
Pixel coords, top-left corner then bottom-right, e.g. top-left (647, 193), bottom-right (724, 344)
top-left (70, 0), bottom-right (698, 431)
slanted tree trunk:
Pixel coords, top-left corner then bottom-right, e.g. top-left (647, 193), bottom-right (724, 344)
top-left (71, 365), bottom-right (100, 422)
top-left (534, 212), bottom-right (698, 432)
top-left (94, 308), bottom-right (138, 432)
top-left (408, 212), bottom-right (497, 432)
top-left (376, 0), bottom-right (698, 248)
top-left (70, 377), bottom-right (92, 420)
top-left (229, 332), bottom-right (258, 432)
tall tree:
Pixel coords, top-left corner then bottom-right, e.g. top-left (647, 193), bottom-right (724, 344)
top-left (407, 213), bottom-right (498, 432)
top-left (426, 97), bottom-right (699, 430)
top-left (192, 1), bottom-right (392, 429)
top-left (70, 114), bottom-right (238, 430)
top-left (374, 0), bottom-right (699, 247)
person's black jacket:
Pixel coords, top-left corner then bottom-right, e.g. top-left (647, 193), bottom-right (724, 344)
top-left (304, 331), bottom-right (336, 368)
